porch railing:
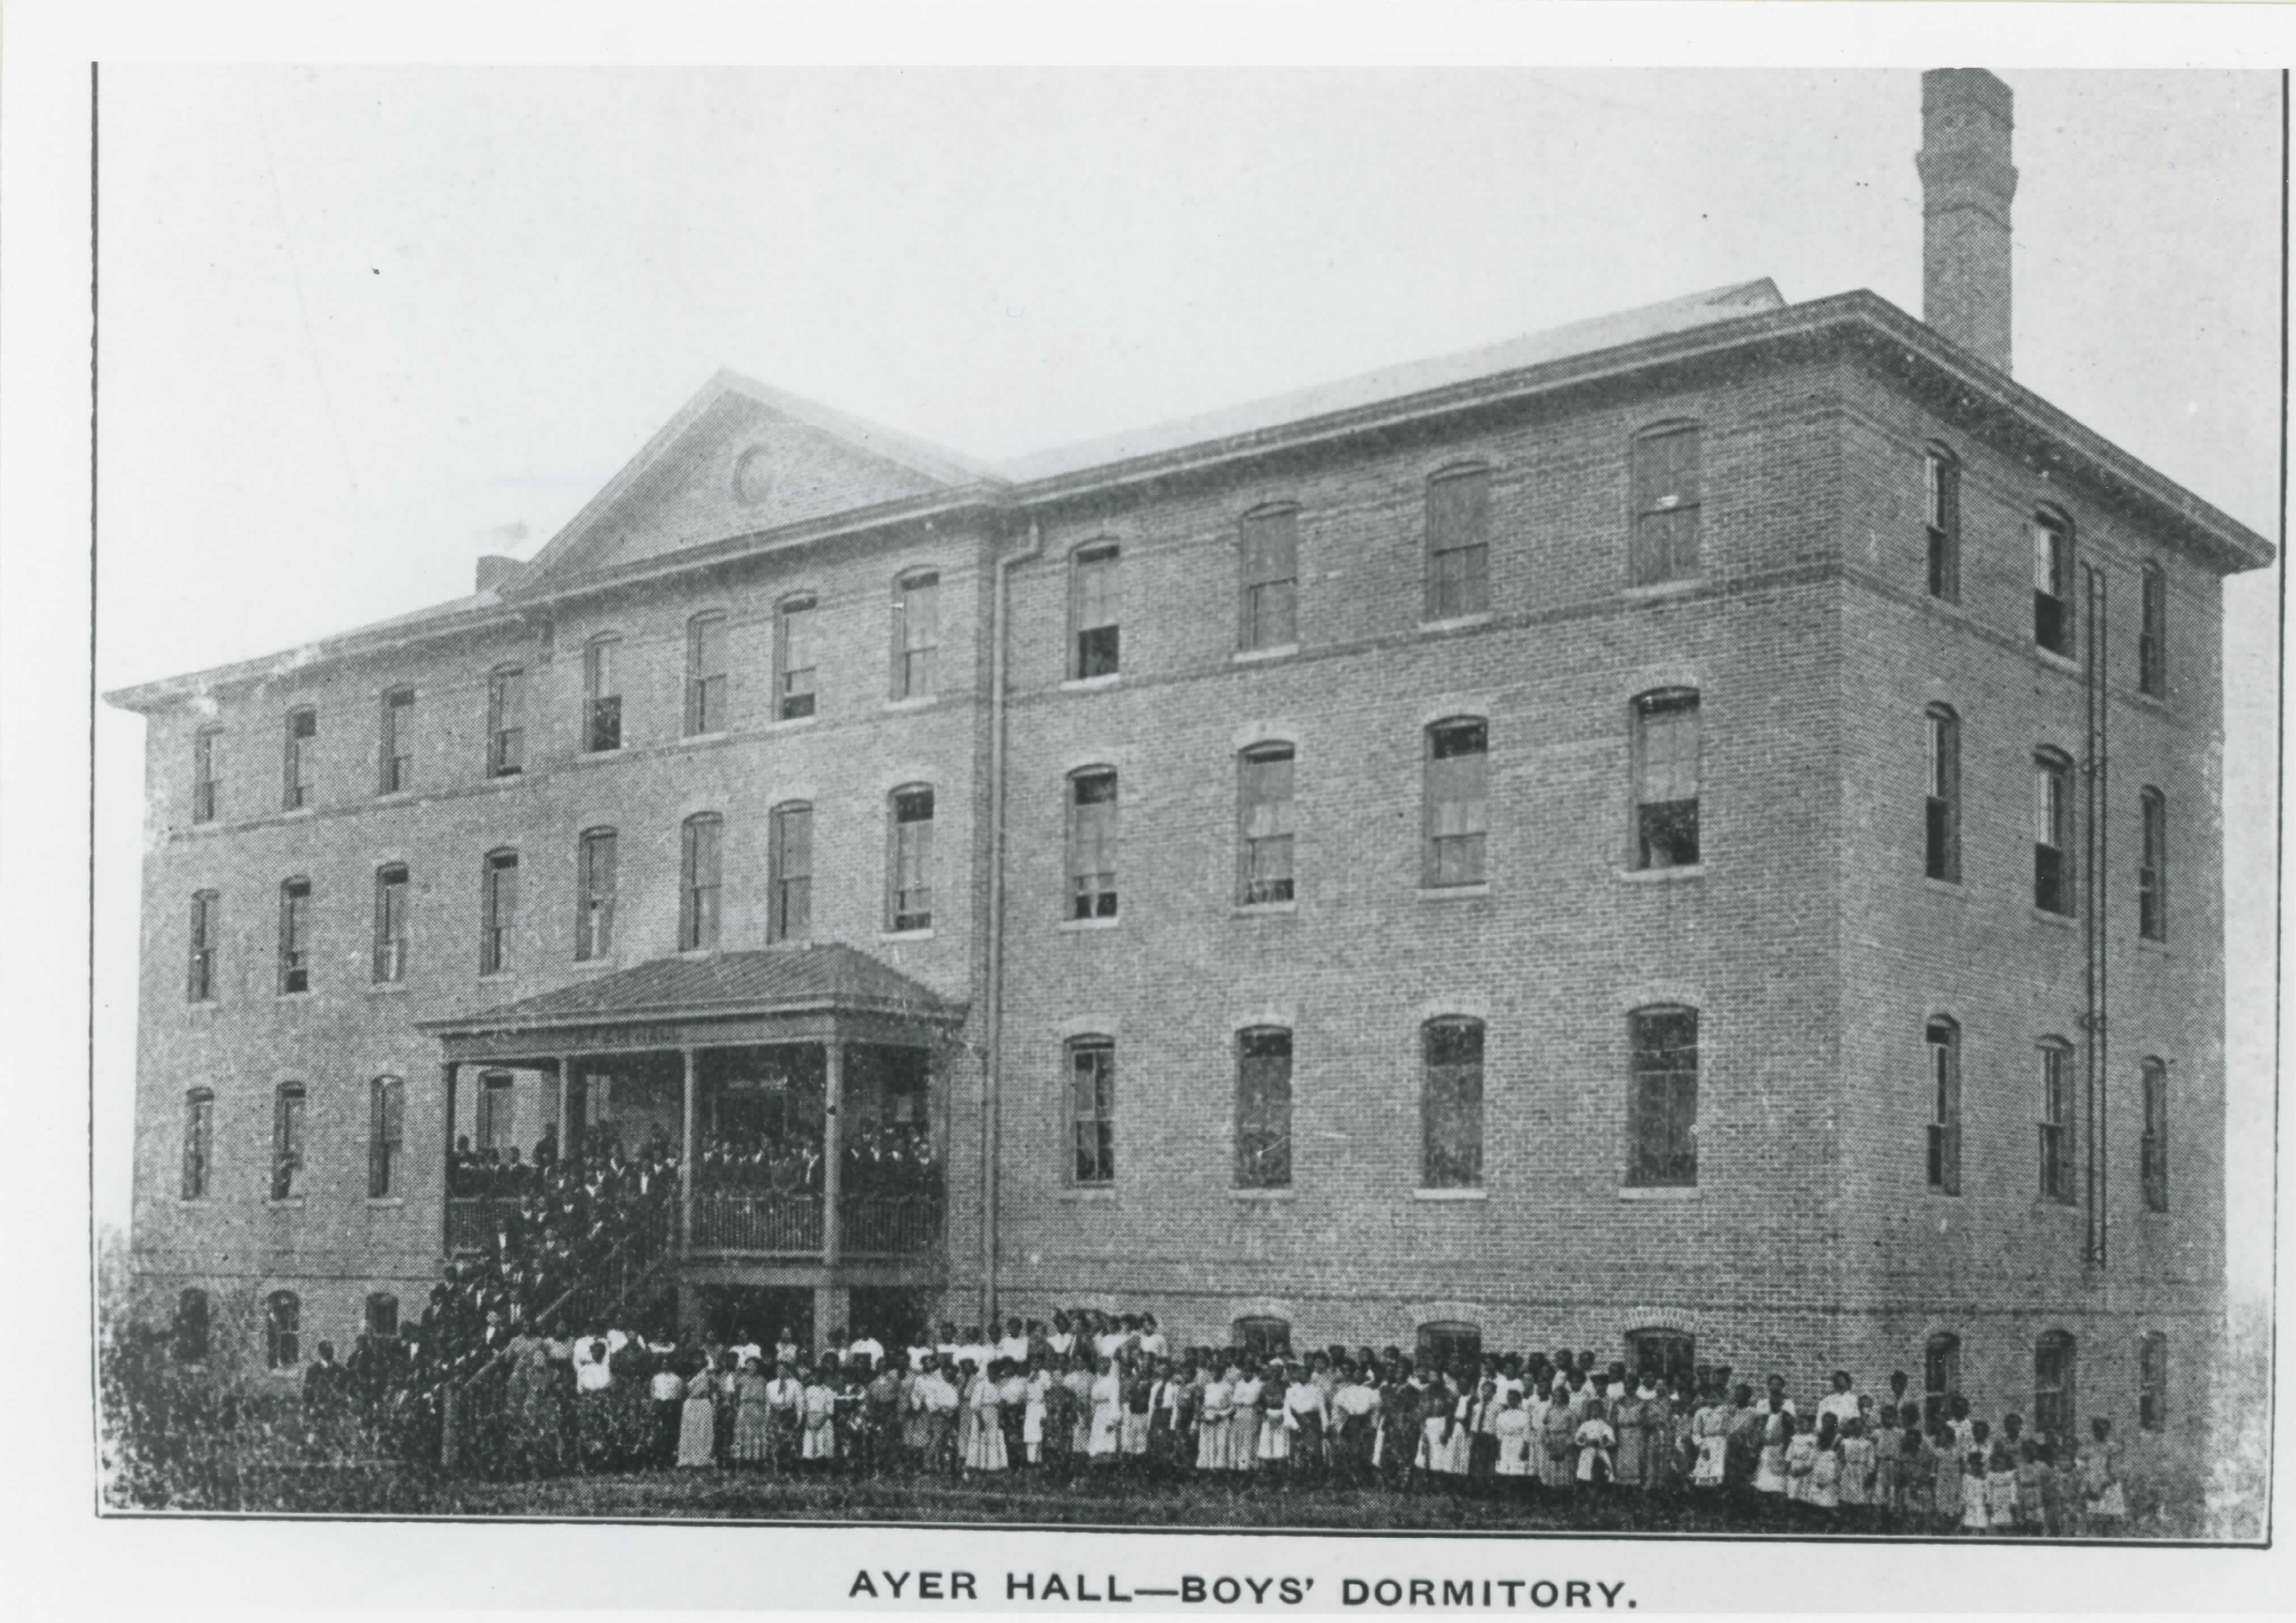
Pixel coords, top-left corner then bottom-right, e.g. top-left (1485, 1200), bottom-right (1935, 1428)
top-left (691, 1192), bottom-right (824, 1254)
top-left (841, 1193), bottom-right (944, 1256)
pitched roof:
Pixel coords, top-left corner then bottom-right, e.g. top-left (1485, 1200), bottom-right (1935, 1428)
top-left (418, 943), bottom-right (964, 1035)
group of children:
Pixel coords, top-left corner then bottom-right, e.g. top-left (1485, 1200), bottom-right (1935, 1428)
top-left (456, 1306), bottom-right (2143, 1534)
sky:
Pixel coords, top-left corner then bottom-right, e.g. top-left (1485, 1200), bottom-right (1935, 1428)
top-left (90, 66), bottom-right (2281, 1296)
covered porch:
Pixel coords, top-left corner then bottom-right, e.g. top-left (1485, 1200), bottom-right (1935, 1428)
top-left (420, 944), bottom-right (966, 1345)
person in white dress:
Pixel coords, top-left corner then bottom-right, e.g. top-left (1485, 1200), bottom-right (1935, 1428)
top-left (1494, 1388), bottom-right (1534, 1491)
top-left (1087, 1357), bottom-right (1122, 1464)
top-left (1196, 1365), bottom-right (1237, 1474)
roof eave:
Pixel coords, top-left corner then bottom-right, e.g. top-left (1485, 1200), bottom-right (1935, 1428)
top-left (102, 601), bottom-right (529, 715)
top-left (416, 993), bottom-right (968, 1038)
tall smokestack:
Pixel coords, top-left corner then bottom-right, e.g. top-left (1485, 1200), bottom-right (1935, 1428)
top-left (1916, 68), bottom-right (2018, 373)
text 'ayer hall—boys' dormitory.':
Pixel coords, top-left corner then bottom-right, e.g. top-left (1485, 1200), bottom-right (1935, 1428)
top-left (111, 70), bottom-right (2268, 1462)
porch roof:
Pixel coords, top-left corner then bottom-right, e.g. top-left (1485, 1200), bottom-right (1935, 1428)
top-left (417, 944), bottom-right (966, 1041)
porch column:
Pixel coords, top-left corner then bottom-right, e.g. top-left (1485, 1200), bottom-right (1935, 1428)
top-left (556, 1056), bottom-right (575, 1166)
top-left (439, 1060), bottom-right (457, 1257)
top-left (680, 1046), bottom-right (697, 1255)
top-left (817, 1037), bottom-right (845, 1358)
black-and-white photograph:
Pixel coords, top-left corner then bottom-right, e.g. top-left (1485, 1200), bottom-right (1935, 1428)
top-left (12, 2), bottom-right (2290, 1607)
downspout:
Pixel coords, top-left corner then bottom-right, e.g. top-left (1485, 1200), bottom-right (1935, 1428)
top-left (2081, 562), bottom-right (2110, 1271)
top-left (981, 515), bottom-right (1043, 1325)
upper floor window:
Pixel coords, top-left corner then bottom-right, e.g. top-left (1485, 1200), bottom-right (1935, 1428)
top-left (776, 597), bottom-right (818, 720)
top-left (2038, 1038), bottom-right (2077, 1203)
top-left (488, 665), bottom-right (527, 776)
top-left (2139, 787), bottom-right (2168, 942)
top-left (1067, 768), bottom-right (1118, 920)
top-left (1237, 743), bottom-right (1296, 906)
top-left (379, 686), bottom-right (415, 794)
top-left (1070, 544), bottom-right (1120, 679)
top-left (1238, 506), bottom-right (1299, 652)
top-left (369, 1075), bottom-right (404, 1199)
top-left (679, 813), bottom-right (723, 952)
top-left (271, 1082), bottom-right (306, 1201)
top-left (277, 877), bottom-right (313, 994)
top-left (1924, 447), bottom-right (1960, 602)
top-left (480, 850), bottom-right (518, 975)
top-left (1632, 690), bottom-right (1701, 870)
top-left (2140, 1057), bottom-right (2169, 1213)
top-left (2032, 511), bottom-right (2074, 656)
top-left (1627, 1005), bottom-right (1698, 1188)
top-left (181, 1088), bottom-right (214, 1199)
top-left (2033, 751), bottom-right (2075, 915)
top-left (372, 863), bottom-right (410, 984)
top-left (2033, 1331), bottom-right (2077, 1439)
top-left (582, 636), bottom-right (621, 752)
top-left (282, 706), bottom-right (318, 810)
top-left (187, 890), bottom-right (219, 1003)
top-left (684, 611), bottom-right (729, 736)
top-left (1629, 424), bottom-right (1701, 586)
top-left (2139, 1333), bottom-right (2168, 1431)
top-left (576, 828), bottom-right (617, 962)
top-left (889, 787), bottom-right (934, 933)
top-left (1926, 1016), bottom-right (1962, 1195)
top-left (1925, 705), bottom-right (1961, 883)
top-left (893, 571), bottom-right (939, 699)
top-left (192, 726), bottom-right (222, 824)
top-left (1421, 1016), bottom-right (1484, 1189)
top-left (1234, 1027), bottom-right (1293, 1189)
top-left (1426, 465), bottom-right (1492, 620)
top-left (1067, 1036), bottom-right (1116, 1185)
top-left (1424, 718), bottom-right (1488, 888)
top-left (265, 1290), bottom-right (302, 1370)
top-left (768, 802), bottom-right (812, 942)
top-left (2138, 562), bottom-right (2168, 697)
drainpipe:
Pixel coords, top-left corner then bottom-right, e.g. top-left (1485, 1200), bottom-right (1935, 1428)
top-left (981, 515), bottom-right (1043, 1326)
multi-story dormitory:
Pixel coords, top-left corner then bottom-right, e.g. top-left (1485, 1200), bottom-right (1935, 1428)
top-left (112, 70), bottom-right (2266, 1469)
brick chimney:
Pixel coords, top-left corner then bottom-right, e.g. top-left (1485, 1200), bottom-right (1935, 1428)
top-left (1916, 68), bottom-right (2018, 373)
top-left (475, 554), bottom-right (521, 594)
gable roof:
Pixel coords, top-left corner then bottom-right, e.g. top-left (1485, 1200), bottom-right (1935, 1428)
top-left (417, 943), bottom-right (964, 1037)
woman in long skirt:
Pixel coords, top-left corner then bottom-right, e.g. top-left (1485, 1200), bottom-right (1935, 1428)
top-left (676, 1365), bottom-right (717, 1468)
top-left (1254, 1364), bottom-right (1291, 1471)
top-left (1195, 1364), bottom-right (1236, 1474)
top-left (731, 1359), bottom-right (773, 1466)
top-left (1087, 1358), bottom-right (1122, 1466)
top-left (1064, 1356), bottom-right (1096, 1458)
top-left (1229, 1367), bottom-right (1263, 1471)
top-left (963, 1367), bottom-right (1009, 1473)
top-left (801, 1367), bottom-right (839, 1467)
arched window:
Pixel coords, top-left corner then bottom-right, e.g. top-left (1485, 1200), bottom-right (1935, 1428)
top-left (480, 849), bottom-right (519, 973)
top-left (1923, 1331), bottom-right (1961, 1429)
top-left (379, 685), bottom-right (415, 794)
top-left (1627, 1005), bottom-right (1698, 1188)
top-left (2038, 1038), bottom-right (2077, 1203)
top-left (368, 1075), bottom-right (404, 1198)
top-left (192, 725), bottom-right (223, 823)
top-left (1925, 705), bottom-right (1960, 883)
top-left (1067, 768), bottom-right (1118, 919)
top-left (180, 1088), bottom-right (213, 1200)
top-left (277, 876), bottom-right (313, 994)
top-left (1238, 505), bottom-right (1299, 652)
top-left (893, 569), bottom-right (940, 698)
top-left (1426, 464), bottom-right (1492, 620)
top-left (581, 636), bottom-right (621, 751)
top-left (684, 610), bottom-right (730, 736)
top-left (1626, 1328), bottom-right (1695, 1391)
top-left (1066, 1036), bottom-right (1116, 1185)
top-left (679, 813), bottom-right (723, 951)
top-left (1234, 1027), bottom-right (1293, 1189)
top-left (2033, 750), bottom-right (2075, 915)
top-left (1629, 423), bottom-right (1701, 585)
top-left (2140, 1058), bottom-right (2169, 1212)
top-left (888, 786), bottom-right (934, 933)
top-left (1421, 1017), bottom-right (1484, 1189)
top-left (1237, 743), bottom-right (1296, 905)
top-left (1425, 718), bottom-right (1489, 888)
top-left (576, 828), bottom-right (618, 961)
top-left (1927, 1017), bottom-right (1962, 1195)
top-left (2031, 509), bottom-right (2074, 656)
top-left (264, 1290), bottom-right (301, 1369)
top-left (1632, 690), bottom-right (1701, 870)
top-left (270, 1083), bottom-right (306, 1201)
top-left (1416, 1320), bottom-right (1482, 1377)
top-left (2139, 560), bottom-right (2168, 696)
top-left (173, 1288), bottom-right (210, 1363)
top-left (775, 596), bottom-right (818, 719)
top-left (2139, 1332), bottom-right (2169, 1431)
top-left (282, 705), bottom-right (318, 810)
top-left (186, 890), bottom-right (219, 1004)
top-left (768, 802), bottom-right (812, 942)
top-left (487, 664), bottom-right (527, 775)
top-left (1070, 544), bottom-right (1121, 678)
top-left (1924, 446), bottom-right (1960, 602)
top-left (1234, 1316), bottom-right (1292, 1363)
top-left (2139, 787), bottom-right (2168, 941)
top-left (2033, 1330), bottom-right (2077, 1440)
top-left (365, 1291), bottom-right (400, 1339)
top-left (372, 863), bottom-right (410, 984)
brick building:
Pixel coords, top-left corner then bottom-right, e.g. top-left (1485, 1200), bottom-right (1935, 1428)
top-left (111, 71), bottom-right (2266, 1454)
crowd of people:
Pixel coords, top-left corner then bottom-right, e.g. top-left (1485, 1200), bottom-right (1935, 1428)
top-left (422, 1306), bottom-right (2166, 1535)
top-left (689, 1120), bottom-right (941, 1198)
